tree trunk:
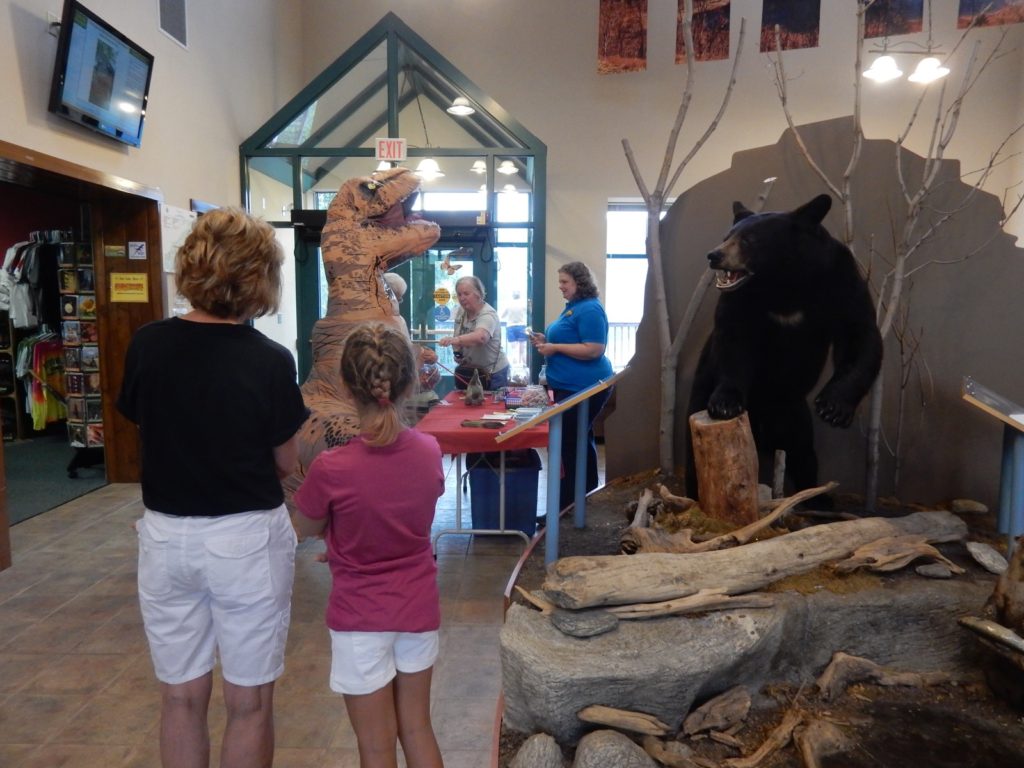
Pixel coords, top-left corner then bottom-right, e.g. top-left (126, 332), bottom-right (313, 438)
top-left (690, 410), bottom-right (759, 525)
top-left (542, 511), bottom-right (966, 609)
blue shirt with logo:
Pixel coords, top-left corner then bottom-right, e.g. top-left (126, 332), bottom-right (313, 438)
top-left (544, 297), bottom-right (614, 392)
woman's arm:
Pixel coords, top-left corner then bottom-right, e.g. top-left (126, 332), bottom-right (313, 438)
top-left (273, 434), bottom-right (299, 479)
top-left (444, 327), bottom-right (490, 347)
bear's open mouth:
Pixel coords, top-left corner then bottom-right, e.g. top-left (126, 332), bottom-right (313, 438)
top-left (714, 268), bottom-right (751, 291)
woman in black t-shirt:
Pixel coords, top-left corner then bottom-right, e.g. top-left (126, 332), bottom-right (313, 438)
top-left (117, 208), bottom-right (308, 767)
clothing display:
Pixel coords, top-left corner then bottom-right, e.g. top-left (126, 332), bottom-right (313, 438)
top-left (1, 231), bottom-right (79, 441)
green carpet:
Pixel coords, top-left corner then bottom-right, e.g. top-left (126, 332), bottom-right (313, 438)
top-left (5, 433), bottom-right (106, 525)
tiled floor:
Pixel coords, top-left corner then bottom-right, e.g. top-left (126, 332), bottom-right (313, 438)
top-left (0, 447), bottom-right (572, 767)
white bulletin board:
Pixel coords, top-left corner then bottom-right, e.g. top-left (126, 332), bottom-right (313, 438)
top-left (159, 203), bottom-right (197, 273)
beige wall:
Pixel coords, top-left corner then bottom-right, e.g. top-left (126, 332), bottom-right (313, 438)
top-left (3, 1), bottom-right (1021, 316)
top-left (298, 1), bottom-right (1024, 321)
top-left (0, 0), bottom-right (303, 210)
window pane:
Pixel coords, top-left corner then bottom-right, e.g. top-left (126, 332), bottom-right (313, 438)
top-left (605, 258), bottom-right (647, 323)
top-left (607, 210), bottom-right (649, 255)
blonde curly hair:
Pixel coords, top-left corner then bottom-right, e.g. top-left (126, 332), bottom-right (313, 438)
top-left (175, 207), bottom-right (283, 320)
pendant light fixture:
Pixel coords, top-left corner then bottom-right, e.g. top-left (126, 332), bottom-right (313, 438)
top-left (863, 55), bottom-right (903, 82)
top-left (497, 160), bottom-right (518, 175)
top-left (446, 96), bottom-right (475, 116)
top-left (470, 160), bottom-right (487, 174)
top-left (907, 57), bottom-right (949, 83)
top-left (862, 0), bottom-right (948, 85)
top-left (412, 87), bottom-right (444, 181)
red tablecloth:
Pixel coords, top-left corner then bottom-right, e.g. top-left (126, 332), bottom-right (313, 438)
top-left (416, 391), bottom-right (548, 454)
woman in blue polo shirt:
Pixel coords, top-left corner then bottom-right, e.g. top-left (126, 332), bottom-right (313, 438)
top-left (532, 261), bottom-right (614, 511)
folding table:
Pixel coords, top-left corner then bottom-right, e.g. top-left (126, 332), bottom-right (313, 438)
top-left (417, 390), bottom-right (548, 552)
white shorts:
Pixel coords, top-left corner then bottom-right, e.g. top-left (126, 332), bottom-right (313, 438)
top-left (136, 505), bottom-right (297, 687)
top-left (329, 630), bottom-right (439, 695)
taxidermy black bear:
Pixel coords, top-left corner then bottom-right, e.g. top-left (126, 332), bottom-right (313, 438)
top-left (685, 193), bottom-right (883, 499)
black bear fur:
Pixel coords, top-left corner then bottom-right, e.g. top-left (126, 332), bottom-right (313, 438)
top-left (685, 194), bottom-right (883, 499)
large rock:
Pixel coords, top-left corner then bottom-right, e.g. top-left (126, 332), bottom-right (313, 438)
top-left (501, 579), bottom-right (992, 743)
top-left (572, 730), bottom-right (657, 767)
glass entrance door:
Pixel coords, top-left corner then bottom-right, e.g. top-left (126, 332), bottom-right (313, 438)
top-left (403, 243), bottom-right (481, 396)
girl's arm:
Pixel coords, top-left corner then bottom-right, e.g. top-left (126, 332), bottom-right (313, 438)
top-left (292, 509), bottom-right (327, 540)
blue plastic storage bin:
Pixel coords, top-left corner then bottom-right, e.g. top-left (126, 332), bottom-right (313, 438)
top-left (467, 449), bottom-right (542, 536)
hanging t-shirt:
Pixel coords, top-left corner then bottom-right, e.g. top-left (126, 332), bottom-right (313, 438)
top-left (29, 337), bottom-right (67, 430)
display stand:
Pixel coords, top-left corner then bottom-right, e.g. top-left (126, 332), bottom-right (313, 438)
top-left (962, 376), bottom-right (1024, 555)
top-left (58, 240), bottom-right (104, 458)
top-left (497, 367), bottom-right (629, 565)
top-left (0, 312), bottom-right (24, 441)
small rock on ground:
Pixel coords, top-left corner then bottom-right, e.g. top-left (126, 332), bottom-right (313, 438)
top-left (966, 541), bottom-right (1007, 574)
top-left (551, 609), bottom-right (619, 638)
top-left (510, 732), bottom-right (564, 768)
top-left (572, 730), bottom-right (657, 767)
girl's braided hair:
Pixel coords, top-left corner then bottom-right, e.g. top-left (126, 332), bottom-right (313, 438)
top-left (340, 322), bottom-right (417, 446)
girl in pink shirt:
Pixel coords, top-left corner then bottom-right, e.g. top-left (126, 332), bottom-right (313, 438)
top-left (294, 322), bottom-right (445, 768)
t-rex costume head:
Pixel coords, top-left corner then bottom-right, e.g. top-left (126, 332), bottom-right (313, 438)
top-left (284, 167), bottom-right (440, 497)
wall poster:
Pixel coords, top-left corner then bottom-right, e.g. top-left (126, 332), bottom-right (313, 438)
top-left (676, 0), bottom-right (731, 64)
top-left (958, 0), bottom-right (1024, 28)
top-left (598, 0), bottom-right (648, 74)
top-left (760, 0), bottom-right (821, 52)
top-left (865, 0), bottom-right (924, 39)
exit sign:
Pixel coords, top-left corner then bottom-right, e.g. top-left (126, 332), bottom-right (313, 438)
top-left (375, 138), bottom-right (407, 161)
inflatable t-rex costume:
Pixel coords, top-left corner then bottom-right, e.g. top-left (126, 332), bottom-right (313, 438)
top-left (283, 167), bottom-right (440, 497)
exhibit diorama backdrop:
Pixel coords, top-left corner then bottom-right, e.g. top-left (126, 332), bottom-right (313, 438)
top-left (605, 117), bottom-right (1024, 510)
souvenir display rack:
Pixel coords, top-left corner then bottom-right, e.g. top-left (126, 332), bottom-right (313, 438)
top-left (0, 311), bottom-right (20, 440)
top-left (58, 241), bottom-right (103, 449)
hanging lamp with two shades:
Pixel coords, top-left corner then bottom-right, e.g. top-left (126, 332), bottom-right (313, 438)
top-left (862, 0), bottom-right (949, 85)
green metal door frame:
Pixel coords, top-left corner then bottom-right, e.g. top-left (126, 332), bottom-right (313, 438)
top-left (241, 13), bottom-right (546, 383)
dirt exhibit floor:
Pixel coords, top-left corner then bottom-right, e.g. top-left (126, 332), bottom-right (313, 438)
top-left (498, 470), bottom-right (1024, 767)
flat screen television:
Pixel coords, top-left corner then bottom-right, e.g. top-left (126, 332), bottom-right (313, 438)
top-left (48, 0), bottom-right (154, 148)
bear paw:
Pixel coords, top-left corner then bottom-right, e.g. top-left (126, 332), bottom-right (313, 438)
top-left (814, 390), bottom-right (856, 428)
top-left (708, 387), bottom-right (746, 420)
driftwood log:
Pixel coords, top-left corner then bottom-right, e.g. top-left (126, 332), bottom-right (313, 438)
top-left (815, 651), bottom-right (950, 702)
top-left (794, 719), bottom-right (850, 768)
top-left (577, 704), bottom-right (670, 736)
top-left (987, 535), bottom-right (1024, 635)
top-left (722, 707), bottom-right (803, 768)
top-left (690, 410), bottom-right (759, 526)
top-left (606, 588), bottom-right (773, 620)
top-left (640, 735), bottom-right (705, 768)
top-left (543, 511), bottom-right (967, 609)
top-left (831, 534), bottom-right (966, 575)
top-left (682, 685), bottom-right (751, 736)
top-left (620, 482), bottom-right (836, 555)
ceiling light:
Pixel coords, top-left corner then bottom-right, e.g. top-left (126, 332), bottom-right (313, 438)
top-left (501, 183), bottom-right (518, 194)
top-left (446, 96), bottom-right (475, 116)
top-left (863, 55), bottom-right (902, 82)
top-left (415, 158), bottom-right (445, 181)
top-left (375, 161), bottom-right (392, 171)
top-left (908, 57), bottom-right (949, 83)
top-left (470, 160), bottom-right (487, 174)
top-left (497, 160), bottom-right (518, 175)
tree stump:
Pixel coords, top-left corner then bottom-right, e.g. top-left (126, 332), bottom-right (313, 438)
top-left (689, 410), bottom-right (759, 525)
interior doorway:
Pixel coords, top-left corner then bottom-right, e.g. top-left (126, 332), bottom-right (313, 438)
top-left (0, 140), bottom-right (164, 570)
